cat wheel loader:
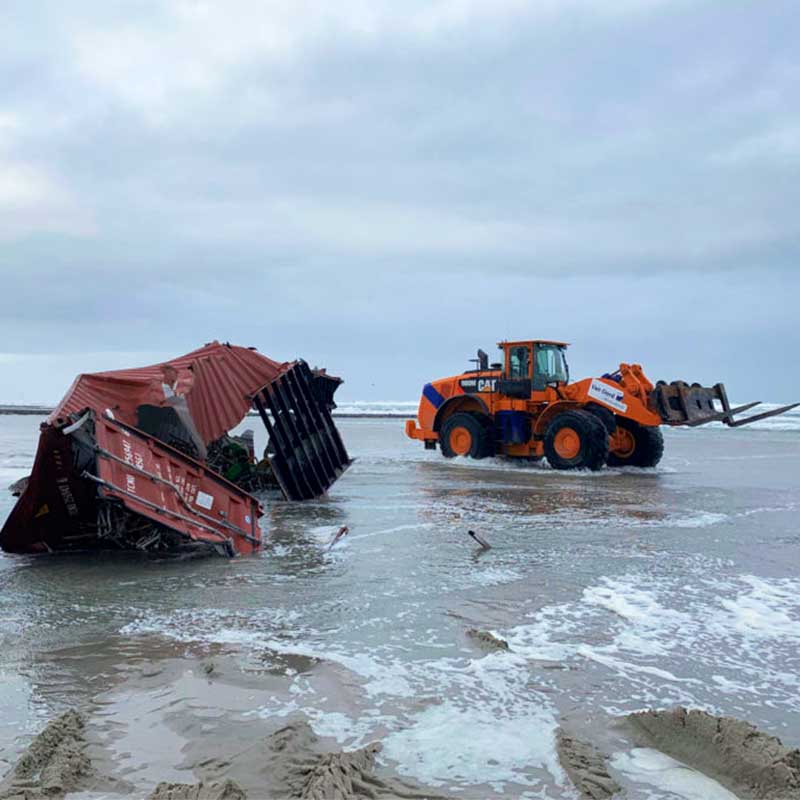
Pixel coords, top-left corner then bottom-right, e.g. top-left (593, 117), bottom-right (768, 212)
top-left (405, 340), bottom-right (798, 470)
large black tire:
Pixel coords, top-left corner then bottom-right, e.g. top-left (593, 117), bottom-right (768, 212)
top-left (469, 412), bottom-right (496, 456)
top-left (607, 418), bottom-right (664, 467)
top-left (544, 410), bottom-right (609, 471)
top-left (584, 403), bottom-right (616, 434)
top-left (440, 412), bottom-right (494, 459)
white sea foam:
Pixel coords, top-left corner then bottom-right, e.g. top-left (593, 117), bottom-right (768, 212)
top-left (611, 748), bottom-right (738, 799)
top-left (381, 703), bottom-right (561, 789)
top-left (239, 637), bottom-right (565, 791)
top-left (716, 575), bottom-right (800, 638)
top-left (333, 401), bottom-right (418, 417)
top-left (505, 572), bottom-right (800, 713)
top-left (114, 569), bottom-right (800, 790)
top-left (668, 511), bottom-right (728, 528)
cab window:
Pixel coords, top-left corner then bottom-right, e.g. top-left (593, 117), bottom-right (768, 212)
top-left (533, 344), bottom-right (569, 389)
top-left (509, 346), bottom-right (530, 379)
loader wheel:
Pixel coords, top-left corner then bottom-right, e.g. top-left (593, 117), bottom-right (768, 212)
top-left (607, 418), bottom-right (664, 468)
top-left (544, 410), bottom-right (609, 471)
top-left (585, 403), bottom-right (616, 434)
top-left (440, 413), bottom-right (493, 459)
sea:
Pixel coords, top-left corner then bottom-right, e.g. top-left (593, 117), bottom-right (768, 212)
top-left (0, 404), bottom-right (798, 798)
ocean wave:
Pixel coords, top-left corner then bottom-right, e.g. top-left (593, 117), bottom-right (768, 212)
top-left (333, 401), bottom-right (418, 417)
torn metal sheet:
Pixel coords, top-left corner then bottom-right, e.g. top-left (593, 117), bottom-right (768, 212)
top-left (1, 342), bottom-right (352, 557)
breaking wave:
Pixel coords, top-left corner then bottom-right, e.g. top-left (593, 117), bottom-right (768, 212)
top-left (333, 401), bottom-right (418, 417)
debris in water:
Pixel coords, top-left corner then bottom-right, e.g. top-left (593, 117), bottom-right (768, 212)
top-left (466, 628), bottom-right (509, 651)
top-left (467, 529), bottom-right (491, 549)
top-left (0, 342), bottom-right (352, 558)
top-left (556, 730), bottom-right (620, 798)
top-left (625, 706), bottom-right (800, 800)
top-left (327, 525), bottom-right (349, 550)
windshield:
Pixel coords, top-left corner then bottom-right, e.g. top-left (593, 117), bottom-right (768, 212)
top-left (534, 344), bottom-right (569, 387)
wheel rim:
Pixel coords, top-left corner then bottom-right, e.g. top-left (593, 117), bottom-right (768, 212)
top-left (612, 428), bottom-right (636, 458)
top-left (449, 426), bottom-right (472, 456)
top-left (553, 427), bottom-right (581, 459)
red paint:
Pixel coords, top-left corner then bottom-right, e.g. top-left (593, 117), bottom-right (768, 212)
top-left (94, 416), bottom-right (262, 555)
top-left (50, 341), bottom-right (285, 447)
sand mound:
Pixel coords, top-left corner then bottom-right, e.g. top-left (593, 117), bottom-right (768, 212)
top-left (626, 707), bottom-right (800, 799)
top-left (466, 628), bottom-right (509, 651)
top-left (556, 731), bottom-right (620, 798)
top-left (197, 720), bottom-right (448, 799)
top-left (270, 721), bottom-right (448, 799)
top-left (148, 779), bottom-right (246, 799)
top-left (0, 710), bottom-right (92, 799)
top-left (297, 741), bottom-right (386, 799)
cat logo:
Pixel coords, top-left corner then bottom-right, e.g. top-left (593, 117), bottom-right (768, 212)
top-left (460, 377), bottom-right (497, 393)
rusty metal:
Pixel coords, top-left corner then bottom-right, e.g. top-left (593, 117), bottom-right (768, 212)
top-left (651, 381), bottom-right (799, 428)
top-left (49, 341), bottom-right (285, 445)
top-left (2, 343), bottom-right (352, 557)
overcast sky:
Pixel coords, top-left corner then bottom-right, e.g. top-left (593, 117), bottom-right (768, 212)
top-left (1, 1), bottom-right (798, 404)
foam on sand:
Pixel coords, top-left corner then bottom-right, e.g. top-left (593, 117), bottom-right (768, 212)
top-left (611, 747), bottom-right (738, 799)
top-left (625, 707), bottom-right (800, 799)
top-left (195, 719), bottom-right (450, 799)
top-left (381, 703), bottom-right (561, 790)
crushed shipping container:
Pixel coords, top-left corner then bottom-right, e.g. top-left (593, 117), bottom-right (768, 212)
top-left (1, 342), bottom-right (352, 557)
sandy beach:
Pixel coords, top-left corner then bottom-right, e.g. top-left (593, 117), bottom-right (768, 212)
top-left (1, 415), bottom-right (799, 798)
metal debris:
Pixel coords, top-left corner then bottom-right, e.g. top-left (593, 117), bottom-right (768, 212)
top-left (1, 342), bottom-right (352, 558)
top-left (327, 526), bottom-right (350, 550)
top-left (468, 529), bottom-right (492, 550)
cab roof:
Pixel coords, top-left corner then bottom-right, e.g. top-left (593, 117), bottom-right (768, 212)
top-left (498, 340), bottom-right (569, 348)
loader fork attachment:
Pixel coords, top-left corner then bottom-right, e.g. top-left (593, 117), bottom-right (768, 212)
top-left (651, 382), bottom-right (799, 428)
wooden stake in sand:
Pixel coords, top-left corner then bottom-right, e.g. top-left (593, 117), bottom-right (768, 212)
top-left (468, 529), bottom-right (491, 550)
top-left (327, 526), bottom-right (349, 550)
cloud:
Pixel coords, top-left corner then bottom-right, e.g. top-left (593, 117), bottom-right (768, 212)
top-left (0, 0), bottom-right (798, 402)
top-left (711, 126), bottom-right (800, 167)
top-left (0, 161), bottom-right (97, 238)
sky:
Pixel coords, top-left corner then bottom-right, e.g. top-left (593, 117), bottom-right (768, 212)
top-left (1, 0), bottom-right (798, 404)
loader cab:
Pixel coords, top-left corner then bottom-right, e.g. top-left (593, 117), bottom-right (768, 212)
top-left (499, 340), bottom-right (570, 397)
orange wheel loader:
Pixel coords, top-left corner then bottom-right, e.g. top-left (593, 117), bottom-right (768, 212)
top-left (405, 341), bottom-right (798, 471)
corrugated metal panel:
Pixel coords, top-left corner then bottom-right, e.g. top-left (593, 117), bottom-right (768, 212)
top-left (49, 342), bottom-right (286, 444)
top-left (94, 416), bottom-right (262, 555)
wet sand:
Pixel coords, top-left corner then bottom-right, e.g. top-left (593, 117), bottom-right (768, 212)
top-left (625, 707), bottom-right (800, 799)
top-left (0, 652), bottom-right (453, 799)
top-left (2, 417), bottom-right (800, 797)
top-left (2, 656), bottom-right (799, 799)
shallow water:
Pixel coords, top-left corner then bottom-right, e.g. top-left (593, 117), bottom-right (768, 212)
top-left (1, 415), bottom-right (799, 797)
